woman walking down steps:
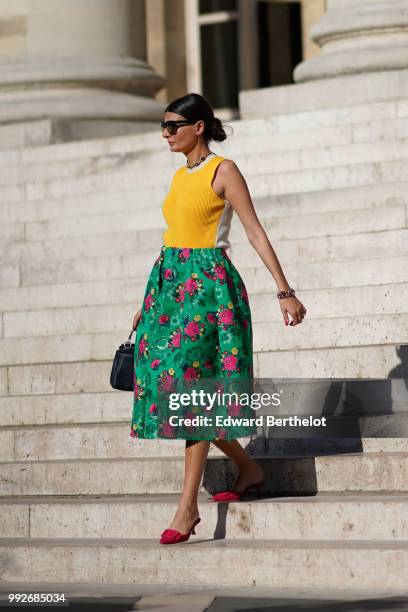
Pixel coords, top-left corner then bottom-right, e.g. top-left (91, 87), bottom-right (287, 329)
top-left (130, 93), bottom-right (307, 545)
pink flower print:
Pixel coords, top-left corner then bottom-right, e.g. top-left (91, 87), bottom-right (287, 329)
top-left (130, 428), bottom-right (139, 438)
top-left (207, 311), bottom-right (217, 324)
top-left (242, 319), bottom-right (248, 330)
top-left (159, 314), bottom-right (170, 325)
top-left (150, 359), bottom-right (161, 369)
top-left (176, 284), bottom-right (186, 303)
top-left (222, 354), bottom-right (238, 372)
top-left (214, 264), bottom-right (227, 281)
top-left (138, 336), bottom-right (148, 357)
top-left (158, 370), bottom-right (177, 393)
top-left (144, 293), bottom-right (154, 311)
top-left (134, 380), bottom-right (144, 400)
top-left (178, 248), bottom-right (191, 262)
top-left (204, 358), bottom-right (214, 369)
top-left (215, 381), bottom-right (225, 394)
top-left (184, 277), bottom-right (198, 295)
top-left (203, 269), bottom-right (216, 280)
top-left (184, 320), bottom-right (200, 339)
top-left (219, 308), bottom-right (234, 327)
top-left (161, 421), bottom-right (176, 438)
top-left (149, 403), bottom-right (158, 415)
top-left (240, 285), bottom-right (249, 304)
top-left (184, 366), bottom-right (199, 381)
top-left (227, 402), bottom-right (241, 417)
top-left (170, 329), bottom-right (182, 349)
top-left (163, 268), bottom-right (174, 280)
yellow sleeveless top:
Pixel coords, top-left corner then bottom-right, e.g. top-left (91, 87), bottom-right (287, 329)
top-left (162, 154), bottom-right (233, 248)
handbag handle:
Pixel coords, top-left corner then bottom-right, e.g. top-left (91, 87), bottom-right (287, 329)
top-left (123, 328), bottom-right (136, 347)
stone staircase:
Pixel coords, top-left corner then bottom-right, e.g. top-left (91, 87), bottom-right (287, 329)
top-left (0, 99), bottom-right (408, 597)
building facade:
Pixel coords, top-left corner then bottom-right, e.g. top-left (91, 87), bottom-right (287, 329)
top-left (0, 0), bottom-right (325, 141)
top-left (147, 0), bottom-right (325, 117)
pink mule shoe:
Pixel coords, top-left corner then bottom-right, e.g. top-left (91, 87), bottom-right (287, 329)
top-left (212, 479), bottom-right (265, 502)
top-left (159, 516), bottom-right (201, 545)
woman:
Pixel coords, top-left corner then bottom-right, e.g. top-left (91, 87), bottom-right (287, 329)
top-left (130, 93), bottom-right (307, 545)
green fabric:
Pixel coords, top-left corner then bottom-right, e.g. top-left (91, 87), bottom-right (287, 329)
top-left (130, 246), bottom-right (257, 440)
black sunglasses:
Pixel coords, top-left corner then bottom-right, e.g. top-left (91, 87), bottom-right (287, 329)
top-left (160, 120), bottom-right (196, 135)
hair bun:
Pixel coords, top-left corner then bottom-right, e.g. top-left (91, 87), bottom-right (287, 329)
top-left (211, 116), bottom-right (227, 142)
top-left (165, 93), bottom-right (233, 143)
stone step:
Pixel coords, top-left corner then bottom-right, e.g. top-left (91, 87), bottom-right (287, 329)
top-left (236, 99), bottom-right (407, 135)
top-left (0, 130), bottom-right (162, 167)
top-left (0, 583), bottom-right (397, 608)
top-left (1, 263), bottom-right (406, 315)
top-left (0, 147), bottom-right (169, 187)
top-left (0, 311), bottom-right (406, 367)
top-left (0, 453), bottom-right (407, 496)
top-left (101, 586), bottom-right (408, 609)
top-left (0, 425), bottom-right (228, 462)
top-left (0, 392), bottom-right (127, 425)
top-left (0, 99), bottom-right (403, 167)
top-left (231, 228), bottom-right (408, 269)
top-left (3, 201), bottom-right (404, 245)
top-left (240, 69), bottom-right (408, 117)
top-left (0, 119), bottom-right (55, 151)
top-left (2, 111), bottom-right (407, 178)
top-left (2, 250), bottom-right (407, 292)
top-left (251, 313), bottom-right (407, 352)
top-left (3, 220), bottom-right (407, 273)
top-left (0, 124), bottom-right (352, 185)
top-left (0, 119), bottom-right (47, 152)
top-left (3, 282), bottom-right (408, 337)
top-left (0, 392), bottom-right (408, 450)
top-left (1, 492), bottom-right (407, 541)
top-left (2, 179), bottom-right (408, 228)
top-left (2, 124), bottom-right (408, 188)
top-left (0, 344), bottom-right (399, 390)
top-left (100, 116), bottom-right (408, 160)
top-left (256, 203), bottom-right (407, 245)
top-left (3, 154), bottom-right (408, 208)
top-left (0, 536), bottom-right (407, 590)
top-left (256, 343), bottom-right (404, 378)
top-left (238, 139), bottom-right (408, 179)
top-left (1, 420), bottom-right (407, 462)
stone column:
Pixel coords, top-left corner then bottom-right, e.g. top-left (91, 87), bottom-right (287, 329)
top-left (0, 0), bottom-right (165, 133)
top-left (145, 0), bottom-right (187, 103)
top-left (300, 0), bottom-right (326, 61)
top-left (294, 0), bottom-right (408, 82)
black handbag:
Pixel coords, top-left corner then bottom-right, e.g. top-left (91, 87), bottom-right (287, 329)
top-left (110, 328), bottom-right (136, 391)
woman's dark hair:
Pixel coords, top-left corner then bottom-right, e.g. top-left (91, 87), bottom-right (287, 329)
top-left (164, 92), bottom-right (232, 142)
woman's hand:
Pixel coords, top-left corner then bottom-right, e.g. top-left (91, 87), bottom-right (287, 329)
top-left (132, 308), bottom-right (142, 331)
top-left (279, 296), bottom-right (307, 326)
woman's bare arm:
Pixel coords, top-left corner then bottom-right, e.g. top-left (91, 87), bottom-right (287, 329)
top-left (217, 159), bottom-right (307, 326)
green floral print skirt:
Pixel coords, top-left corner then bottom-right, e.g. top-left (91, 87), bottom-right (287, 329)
top-left (130, 246), bottom-right (258, 440)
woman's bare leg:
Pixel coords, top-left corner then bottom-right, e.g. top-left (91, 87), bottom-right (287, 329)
top-left (166, 439), bottom-right (210, 533)
top-left (211, 439), bottom-right (264, 492)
